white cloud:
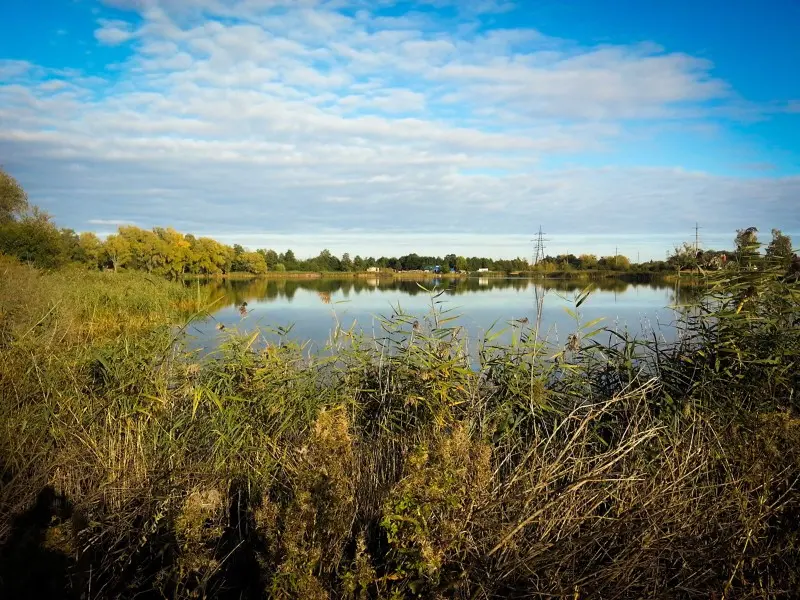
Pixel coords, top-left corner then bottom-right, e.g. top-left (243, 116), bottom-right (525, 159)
top-left (94, 19), bottom-right (136, 45)
top-left (0, 0), bottom-right (795, 258)
top-left (88, 218), bottom-right (137, 226)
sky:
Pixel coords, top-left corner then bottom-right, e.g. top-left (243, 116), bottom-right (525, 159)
top-left (0, 0), bottom-right (798, 260)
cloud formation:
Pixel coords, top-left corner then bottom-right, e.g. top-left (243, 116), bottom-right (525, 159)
top-left (0, 0), bottom-right (797, 258)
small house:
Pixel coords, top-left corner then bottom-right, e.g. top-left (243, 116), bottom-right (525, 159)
top-left (477, 267), bottom-right (489, 273)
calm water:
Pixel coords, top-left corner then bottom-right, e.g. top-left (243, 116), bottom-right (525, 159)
top-left (186, 277), bottom-right (699, 353)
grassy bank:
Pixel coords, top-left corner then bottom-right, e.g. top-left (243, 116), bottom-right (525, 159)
top-left (1, 254), bottom-right (799, 599)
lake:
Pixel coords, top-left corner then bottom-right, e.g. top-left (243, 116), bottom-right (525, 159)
top-left (185, 276), bottom-right (700, 355)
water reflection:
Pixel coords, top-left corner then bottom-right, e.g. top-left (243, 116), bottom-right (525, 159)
top-left (185, 276), bottom-right (701, 353)
top-left (191, 275), bottom-right (689, 309)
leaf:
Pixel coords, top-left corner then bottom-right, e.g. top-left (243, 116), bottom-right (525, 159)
top-left (192, 388), bottom-right (202, 420)
top-left (244, 330), bottom-right (260, 351)
top-left (581, 317), bottom-right (605, 331)
top-left (563, 307), bottom-right (577, 319)
top-left (576, 285), bottom-right (594, 308)
top-left (582, 327), bottom-right (605, 339)
top-left (484, 327), bottom-right (509, 343)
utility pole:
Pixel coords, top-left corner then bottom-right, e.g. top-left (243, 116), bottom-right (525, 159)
top-left (530, 226), bottom-right (549, 268)
top-left (694, 222), bottom-right (702, 275)
top-left (694, 222), bottom-right (701, 255)
top-left (615, 246), bottom-right (618, 269)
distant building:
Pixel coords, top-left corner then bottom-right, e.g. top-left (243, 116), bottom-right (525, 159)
top-left (366, 266), bottom-right (380, 273)
top-left (477, 267), bottom-right (489, 273)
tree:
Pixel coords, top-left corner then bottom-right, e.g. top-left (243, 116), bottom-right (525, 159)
top-left (614, 255), bottom-right (631, 270)
top-left (735, 227), bottom-right (760, 266)
top-left (103, 234), bottom-right (131, 272)
top-left (340, 252), bottom-right (353, 272)
top-left (282, 249), bottom-right (297, 271)
top-left (667, 243), bottom-right (697, 270)
top-left (262, 249), bottom-right (279, 269)
top-left (239, 251), bottom-right (267, 274)
top-left (187, 236), bottom-right (229, 275)
top-left (154, 227), bottom-right (191, 277)
top-left (765, 229), bottom-right (792, 264)
top-left (578, 254), bottom-right (598, 269)
top-left (455, 256), bottom-right (468, 272)
top-left (0, 209), bottom-right (65, 268)
top-left (0, 168), bottom-right (28, 223)
top-left (79, 232), bottom-right (103, 269)
top-left (314, 249), bottom-right (339, 272)
top-left (400, 253), bottom-right (423, 271)
top-left (598, 255), bottom-right (631, 271)
top-left (59, 228), bottom-right (83, 262)
top-left (118, 226), bottom-right (162, 273)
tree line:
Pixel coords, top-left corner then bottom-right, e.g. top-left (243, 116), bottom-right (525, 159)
top-left (1, 169), bottom-right (794, 276)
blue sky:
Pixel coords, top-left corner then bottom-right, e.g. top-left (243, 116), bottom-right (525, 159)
top-left (1, 0), bottom-right (798, 260)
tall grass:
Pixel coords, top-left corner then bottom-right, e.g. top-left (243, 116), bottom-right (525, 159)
top-left (0, 254), bottom-right (798, 599)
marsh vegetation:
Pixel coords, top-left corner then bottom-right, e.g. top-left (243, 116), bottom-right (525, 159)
top-left (1, 236), bottom-right (799, 599)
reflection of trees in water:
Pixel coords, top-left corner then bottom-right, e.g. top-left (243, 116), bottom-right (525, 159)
top-left (197, 275), bottom-right (686, 307)
top-left (668, 281), bottom-right (706, 306)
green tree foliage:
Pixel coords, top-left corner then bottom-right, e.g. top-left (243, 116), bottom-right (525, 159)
top-left (281, 249), bottom-right (297, 271)
top-left (0, 209), bottom-right (66, 268)
top-left (187, 236), bottom-right (232, 275)
top-left (765, 229), bottom-right (793, 264)
top-left (0, 168), bottom-right (29, 223)
top-left (154, 227), bottom-right (191, 278)
top-left (261, 249), bottom-right (279, 269)
top-left (238, 251), bottom-right (268, 274)
top-left (340, 252), bottom-right (353, 272)
top-left (311, 249), bottom-right (340, 272)
top-left (117, 226), bottom-right (162, 273)
top-left (103, 234), bottom-right (131, 272)
top-left (668, 242), bottom-right (697, 270)
top-left (79, 232), bottom-right (103, 269)
top-left (735, 227), bottom-right (760, 267)
top-left (598, 255), bottom-right (631, 270)
top-left (59, 229), bottom-right (84, 263)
